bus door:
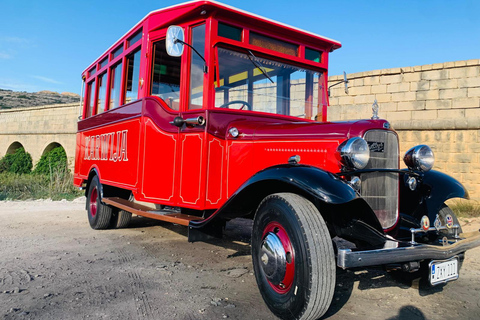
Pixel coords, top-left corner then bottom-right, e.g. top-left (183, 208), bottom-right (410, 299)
top-left (140, 30), bottom-right (182, 204)
top-left (141, 25), bottom-right (207, 209)
top-left (176, 23), bottom-right (207, 208)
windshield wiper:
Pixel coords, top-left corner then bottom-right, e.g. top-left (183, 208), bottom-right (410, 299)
top-left (247, 50), bottom-right (274, 83)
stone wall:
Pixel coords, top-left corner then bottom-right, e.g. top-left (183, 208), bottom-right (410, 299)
top-left (328, 59), bottom-right (480, 200)
top-left (1, 59), bottom-right (479, 200)
top-left (0, 103), bottom-right (79, 167)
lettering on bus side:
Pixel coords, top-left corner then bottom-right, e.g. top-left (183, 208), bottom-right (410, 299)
top-left (83, 130), bottom-right (128, 162)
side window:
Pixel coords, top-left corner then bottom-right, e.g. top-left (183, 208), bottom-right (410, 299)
top-left (109, 62), bottom-right (123, 110)
top-left (86, 80), bottom-right (95, 117)
top-left (150, 40), bottom-right (181, 110)
top-left (125, 49), bottom-right (141, 104)
top-left (189, 24), bottom-right (205, 109)
top-left (97, 72), bottom-right (107, 114)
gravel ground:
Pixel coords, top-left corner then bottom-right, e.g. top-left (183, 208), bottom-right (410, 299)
top-left (1, 199), bottom-right (479, 320)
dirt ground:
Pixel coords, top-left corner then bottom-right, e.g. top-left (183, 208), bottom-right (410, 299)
top-left (1, 199), bottom-right (479, 320)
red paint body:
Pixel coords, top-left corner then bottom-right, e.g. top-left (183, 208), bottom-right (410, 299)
top-left (74, 1), bottom-right (383, 211)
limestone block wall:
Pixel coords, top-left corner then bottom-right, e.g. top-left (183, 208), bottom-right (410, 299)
top-left (0, 103), bottom-right (79, 167)
top-left (328, 59), bottom-right (480, 200)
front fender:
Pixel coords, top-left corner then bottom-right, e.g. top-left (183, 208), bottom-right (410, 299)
top-left (423, 170), bottom-right (469, 216)
top-left (190, 164), bottom-right (386, 246)
top-left (217, 164), bottom-right (360, 221)
top-left (400, 169), bottom-right (469, 222)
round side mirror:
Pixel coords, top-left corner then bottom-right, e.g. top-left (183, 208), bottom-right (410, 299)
top-left (166, 25), bottom-right (185, 57)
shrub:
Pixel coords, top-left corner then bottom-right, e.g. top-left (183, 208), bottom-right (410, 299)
top-left (0, 147), bottom-right (33, 174)
top-left (0, 170), bottom-right (82, 201)
top-left (34, 146), bottom-right (68, 176)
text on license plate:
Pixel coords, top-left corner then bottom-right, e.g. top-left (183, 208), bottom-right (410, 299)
top-left (429, 257), bottom-right (459, 286)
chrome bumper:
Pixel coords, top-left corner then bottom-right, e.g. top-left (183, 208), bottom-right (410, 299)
top-left (337, 230), bottom-right (480, 269)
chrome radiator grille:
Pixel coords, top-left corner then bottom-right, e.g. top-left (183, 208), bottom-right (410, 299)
top-left (361, 130), bottom-right (399, 229)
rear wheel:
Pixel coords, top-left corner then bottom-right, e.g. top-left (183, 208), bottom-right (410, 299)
top-left (252, 193), bottom-right (335, 320)
top-left (87, 176), bottom-right (113, 229)
top-left (111, 210), bottom-right (132, 228)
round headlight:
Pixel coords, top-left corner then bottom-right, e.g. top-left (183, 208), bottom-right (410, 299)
top-left (403, 145), bottom-right (434, 172)
top-left (337, 137), bottom-right (370, 169)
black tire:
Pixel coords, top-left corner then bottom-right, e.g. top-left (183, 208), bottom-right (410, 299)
top-left (87, 176), bottom-right (113, 230)
top-left (111, 210), bottom-right (132, 228)
top-left (437, 204), bottom-right (463, 234)
top-left (252, 193), bottom-right (335, 320)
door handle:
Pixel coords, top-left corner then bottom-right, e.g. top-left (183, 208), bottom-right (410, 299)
top-left (170, 116), bottom-right (206, 127)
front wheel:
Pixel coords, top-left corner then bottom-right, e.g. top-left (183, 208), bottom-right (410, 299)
top-left (252, 193), bottom-right (335, 320)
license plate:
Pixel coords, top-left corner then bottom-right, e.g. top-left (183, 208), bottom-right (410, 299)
top-left (429, 257), bottom-right (459, 286)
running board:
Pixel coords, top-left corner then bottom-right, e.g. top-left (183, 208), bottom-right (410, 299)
top-left (102, 197), bottom-right (200, 226)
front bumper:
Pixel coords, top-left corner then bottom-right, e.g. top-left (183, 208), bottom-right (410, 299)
top-left (337, 230), bottom-right (480, 269)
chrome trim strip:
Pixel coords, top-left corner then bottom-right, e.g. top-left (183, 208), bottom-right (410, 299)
top-left (337, 230), bottom-right (480, 269)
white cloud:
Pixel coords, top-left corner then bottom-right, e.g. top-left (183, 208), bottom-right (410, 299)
top-left (0, 37), bottom-right (31, 46)
top-left (30, 75), bottom-right (63, 85)
top-left (0, 52), bottom-right (11, 59)
top-left (0, 78), bottom-right (40, 92)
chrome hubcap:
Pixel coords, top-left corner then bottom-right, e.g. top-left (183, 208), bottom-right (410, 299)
top-left (260, 232), bottom-right (286, 285)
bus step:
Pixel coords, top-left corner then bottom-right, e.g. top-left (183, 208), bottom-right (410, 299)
top-left (102, 197), bottom-right (201, 226)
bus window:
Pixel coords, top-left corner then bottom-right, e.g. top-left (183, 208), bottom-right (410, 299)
top-left (189, 24), bottom-right (205, 109)
top-left (97, 72), bottom-right (107, 114)
top-left (150, 40), bottom-right (181, 110)
top-left (109, 62), bottom-right (123, 110)
top-left (86, 79), bottom-right (95, 117)
top-left (125, 49), bottom-right (141, 104)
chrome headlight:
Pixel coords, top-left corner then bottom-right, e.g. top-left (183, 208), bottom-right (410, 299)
top-left (403, 145), bottom-right (434, 172)
top-left (337, 137), bottom-right (370, 169)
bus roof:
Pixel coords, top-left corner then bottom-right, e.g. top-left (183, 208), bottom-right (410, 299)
top-left (83, 0), bottom-right (341, 75)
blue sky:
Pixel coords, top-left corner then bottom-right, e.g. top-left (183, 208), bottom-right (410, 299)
top-left (0, 0), bottom-right (478, 94)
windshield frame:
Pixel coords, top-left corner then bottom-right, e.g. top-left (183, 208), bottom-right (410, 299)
top-left (207, 18), bottom-right (331, 121)
top-left (212, 44), bottom-right (328, 121)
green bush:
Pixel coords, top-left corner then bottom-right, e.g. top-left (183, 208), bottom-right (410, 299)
top-left (34, 146), bottom-right (68, 175)
top-left (0, 170), bottom-right (82, 201)
top-left (0, 147), bottom-right (33, 174)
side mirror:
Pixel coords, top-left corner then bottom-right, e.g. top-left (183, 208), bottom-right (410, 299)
top-left (166, 25), bottom-right (185, 57)
top-left (328, 71), bottom-right (349, 97)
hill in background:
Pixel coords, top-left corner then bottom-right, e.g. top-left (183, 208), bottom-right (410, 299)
top-left (0, 89), bottom-right (80, 109)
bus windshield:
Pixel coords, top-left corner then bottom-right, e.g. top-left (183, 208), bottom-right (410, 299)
top-left (214, 48), bottom-right (324, 120)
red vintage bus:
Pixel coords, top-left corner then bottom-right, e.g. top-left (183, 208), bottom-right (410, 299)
top-left (75, 1), bottom-right (480, 319)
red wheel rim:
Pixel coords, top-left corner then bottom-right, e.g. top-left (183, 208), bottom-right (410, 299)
top-left (262, 222), bottom-right (295, 294)
top-left (90, 187), bottom-right (98, 217)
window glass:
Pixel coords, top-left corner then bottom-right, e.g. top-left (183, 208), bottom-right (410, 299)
top-left (125, 49), bottom-right (141, 104)
top-left (250, 32), bottom-right (298, 56)
top-left (97, 73), bottom-right (107, 114)
top-left (305, 48), bottom-right (322, 63)
top-left (86, 80), bottom-right (95, 117)
top-left (109, 62), bottom-right (123, 109)
top-left (218, 23), bottom-right (242, 41)
top-left (215, 48), bottom-right (320, 120)
top-left (150, 40), bottom-right (181, 110)
top-left (81, 79), bottom-right (86, 116)
top-left (99, 57), bottom-right (109, 69)
top-left (189, 24), bottom-right (206, 109)
top-left (89, 66), bottom-right (97, 77)
top-left (128, 29), bottom-right (142, 47)
top-left (112, 45), bottom-right (123, 59)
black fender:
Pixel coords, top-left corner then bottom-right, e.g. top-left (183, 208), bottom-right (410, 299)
top-left (400, 169), bottom-right (469, 224)
top-left (189, 164), bottom-right (386, 246)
